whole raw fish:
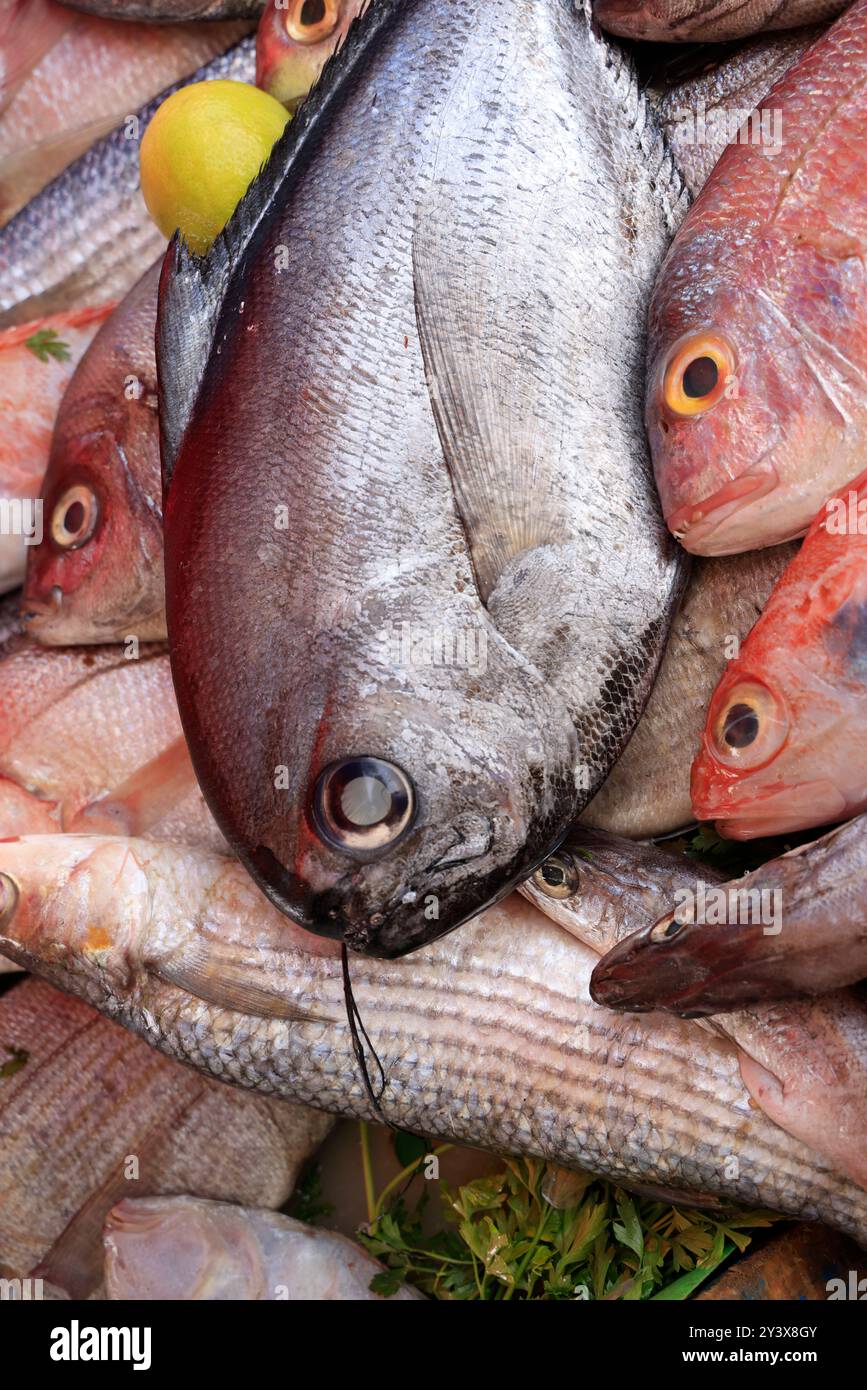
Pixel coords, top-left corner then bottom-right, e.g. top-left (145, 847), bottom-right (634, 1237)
top-left (0, 302), bottom-right (114, 593)
top-left (0, 632), bottom-right (223, 849)
top-left (0, 34), bottom-right (255, 327)
top-left (653, 27), bottom-right (820, 197)
top-left (646, 2), bottom-right (867, 555)
top-left (1, 835), bottom-right (865, 1242)
top-left (691, 469), bottom-right (867, 837)
top-left (522, 825), bottom-right (867, 1189)
top-left (103, 1197), bottom-right (423, 1300)
top-left (22, 261), bottom-right (166, 645)
top-left (582, 543), bottom-right (796, 837)
top-left (0, 977), bottom-right (331, 1295)
top-left (0, 10), bottom-right (251, 224)
top-left (257, 0), bottom-right (364, 111)
top-left (159, 0), bottom-right (687, 957)
top-left (590, 813), bottom-right (867, 1013)
top-left (595, 0), bottom-right (845, 41)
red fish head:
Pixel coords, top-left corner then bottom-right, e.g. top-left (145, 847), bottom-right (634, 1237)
top-left (22, 397), bottom-right (165, 646)
top-left (690, 551), bottom-right (867, 838)
top-left (256, 0), bottom-right (364, 112)
top-left (647, 232), bottom-right (860, 555)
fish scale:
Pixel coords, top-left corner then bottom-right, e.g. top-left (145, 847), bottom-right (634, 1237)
top-left (0, 35), bottom-right (256, 327)
top-left (159, 0), bottom-right (687, 957)
top-left (0, 840), bottom-right (864, 1244)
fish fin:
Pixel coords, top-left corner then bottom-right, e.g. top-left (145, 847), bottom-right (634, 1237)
top-left (148, 936), bottom-right (337, 1024)
top-left (64, 738), bottom-right (198, 837)
top-left (158, 0), bottom-right (401, 493)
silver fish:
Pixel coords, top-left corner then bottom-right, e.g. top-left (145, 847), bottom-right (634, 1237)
top-left (103, 1196), bottom-right (424, 1300)
top-left (582, 543), bottom-right (797, 837)
top-left (0, 35), bottom-right (255, 328)
top-left (0, 976), bottom-right (332, 1295)
top-left (654, 27), bottom-right (824, 197)
top-left (523, 825), bottom-right (867, 1191)
top-left (158, 0), bottom-right (687, 957)
top-left (1, 834), bottom-right (865, 1243)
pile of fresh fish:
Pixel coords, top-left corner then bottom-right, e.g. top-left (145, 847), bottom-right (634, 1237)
top-left (2, 0), bottom-right (867, 1302)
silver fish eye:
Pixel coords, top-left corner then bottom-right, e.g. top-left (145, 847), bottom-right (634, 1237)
top-left (532, 851), bottom-right (579, 900)
top-left (312, 757), bottom-right (415, 855)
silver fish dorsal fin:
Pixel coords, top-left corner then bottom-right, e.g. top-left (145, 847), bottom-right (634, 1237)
top-left (157, 0), bottom-right (405, 493)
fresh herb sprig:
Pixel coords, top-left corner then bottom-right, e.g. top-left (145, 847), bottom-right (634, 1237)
top-left (24, 328), bottom-right (71, 364)
top-left (357, 1134), bottom-right (777, 1300)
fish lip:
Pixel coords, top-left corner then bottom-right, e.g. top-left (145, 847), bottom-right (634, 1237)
top-left (694, 779), bottom-right (847, 838)
top-left (19, 587), bottom-right (63, 626)
top-left (666, 461), bottom-right (780, 555)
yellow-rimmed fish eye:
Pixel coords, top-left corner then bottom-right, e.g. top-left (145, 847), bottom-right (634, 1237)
top-left (285, 0), bottom-right (340, 43)
top-left (0, 872), bottom-right (19, 928)
top-left (312, 756), bottom-right (415, 855)
top-left (709, 679), bottom-right (788, 769)
top-left (649, 911), bottom-right (685, 943)
top-left (532, 851), bottom-right (579, 899)
top-left (50, 484), bottom-right (99, 550)
top-left (662, 331), bottom-right (736, 419)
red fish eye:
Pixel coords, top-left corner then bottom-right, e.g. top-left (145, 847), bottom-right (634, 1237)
top-left (312, 757), bottom-right (415, 855)
top-left (710, 681), bottom-right (788, 769)
top-left (286, 0), bottom-right (340, 43)
top-left (50, 485), bottom-right (99, 550)
top-left (661, 331), bottom-right (736, 419)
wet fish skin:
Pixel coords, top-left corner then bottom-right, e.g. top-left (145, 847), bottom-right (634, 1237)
top-left (0, 35), bottom-right (255, 328)
top-left (691, 469), bottom-right (867, 839)
top-left (0, 632), bottom-right (224, 849)
top-left (582, 543), bottom-right (796, 837)
top-left (646, 2), bottom-right (867, 555)
top-left (257, 0), bottom-right (364, 112)
top-left (22, 261), bottom-right (166, 646)
top-left (159, 0), bottom-right (686, 957)
top-left (653, 26), bottom-right (822, 197)
top-left (523, 825), bottom-right (867, 1190)
top-left (103, 1196), bottom-right (424, 1300)
top-left (590, 814), bottom-right (867, 1014)
top-left (0, 834), bottom-right (865, 1243)
top-left (0, 301), bottom-right (114, 593)
top-left (595, 0), bottom-right (845, 42)
top-left (0, 977), bottom-right (332, 1294)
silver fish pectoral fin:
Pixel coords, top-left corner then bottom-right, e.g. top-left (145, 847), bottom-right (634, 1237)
top-left (148, 937), bottom-right (339, 1024)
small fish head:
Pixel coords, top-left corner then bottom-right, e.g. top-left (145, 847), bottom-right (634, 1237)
top-left (256, 0), bottom-right (365, 112)
top-left (229, 684), bottom-right (579, 960)
top-left (22, 397), bottom-right (165, 645)
top-left (589, 906), bottom-right (756, 1014)
top-left (647, 236), bottom-right (852, 554)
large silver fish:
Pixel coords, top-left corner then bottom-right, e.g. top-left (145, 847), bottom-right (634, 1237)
top-left (158, 0), bottom-right (687, 958)
top-left (1, 834), bottom-right (865, 1243)
top-left (0, 36), bottom-right (255, 328)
